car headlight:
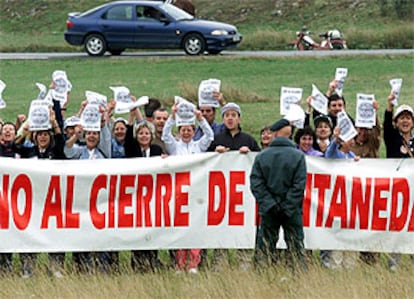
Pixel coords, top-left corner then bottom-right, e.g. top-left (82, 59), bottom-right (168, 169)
top-left (211, 29), bottom-right (229, 36)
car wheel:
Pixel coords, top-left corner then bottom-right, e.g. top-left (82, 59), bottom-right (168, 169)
top-left (109, 48), bottom-right (124, 56)
top-left (208, 50), bottom-right (221, 55)
top-left (84, 34), bottom-right (106, 56)
top-left (183, 33), bottom-right (205, 55)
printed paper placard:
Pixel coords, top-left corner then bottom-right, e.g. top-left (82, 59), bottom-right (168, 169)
top-left (198, 78), bottom-right (221, 107)
top-left (355, 93), bottom-right (375, 128)
top-left (335, 68), bottom-right (348, 97)
top-left (81, 104), bottom-right (101, 131)
top-left (86, 90), bottom-right (107, 108)
top-left (389, 78), bottom-right (402, 107)
top-left (29, 100), bottom-right (50, 131)
top-left (284, 104), bottom-right (305, 129)
top-left (51, 70), bottom-right (72, 107)
top-left (280, 86), bottom-right (303, 115)
top-left (311, 84), bottom-right (328, 115)
top-left (337, 110), bottom-right (357, 142)
top-left (0, 79), bottom-right (7, 109)
top-left (175, 96), bottom-right (196, 126)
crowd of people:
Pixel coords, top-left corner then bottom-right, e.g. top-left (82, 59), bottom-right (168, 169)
top-left (0, 76), bottom-right (413, 278)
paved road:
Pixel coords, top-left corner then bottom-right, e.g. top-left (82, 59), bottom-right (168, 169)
top-left (0, 49), bottom-right (413, 60)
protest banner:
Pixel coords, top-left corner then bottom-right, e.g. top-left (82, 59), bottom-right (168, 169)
top-left (0, 153), bottom-right (413, 253)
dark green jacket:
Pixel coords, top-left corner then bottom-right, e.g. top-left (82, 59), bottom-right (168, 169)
top-left (250, 137), bottom-right (307, 217)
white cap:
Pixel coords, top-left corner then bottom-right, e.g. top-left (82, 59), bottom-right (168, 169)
top-left (64, 116), bottom-right (81, 129)
top-left (393, 104), bottom-right (414, 121)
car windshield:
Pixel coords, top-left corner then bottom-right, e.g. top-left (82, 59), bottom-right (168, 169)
top-left (160, 3), bottom-right (193, 21)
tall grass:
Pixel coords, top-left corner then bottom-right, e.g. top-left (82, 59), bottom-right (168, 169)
top-left (0, 260), bottom-right (413, 298)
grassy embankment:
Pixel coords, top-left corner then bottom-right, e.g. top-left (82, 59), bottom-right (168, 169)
top-left (0, 0), bottom-right (413, 52)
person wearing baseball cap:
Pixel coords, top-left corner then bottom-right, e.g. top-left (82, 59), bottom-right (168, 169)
top-left (384, 93), bottom-right (414, 271)
top-left (384, 94), bottom-right (413, 159)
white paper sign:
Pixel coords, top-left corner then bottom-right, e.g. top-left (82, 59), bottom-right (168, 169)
top-left (337, 110), bottom-right (357, 142)
top-left (51, 70), bottom-right (71, 107)
top-left (280, 87), bottom-right (303, 115)
top-left (284, 104), bottom-right (305, 129)
top-left (81, 104), bottom-right (101, 132)
top-left (175, 96), bottom-right (196, 126)
top-left (198, 78), bottom-right (221, 107)
top-left (355, 93), bottom-right (376, 128)
top-left (86, 90), bottom-right (107, 108)
top-left (35, 83), bottom-right (47, 100)
top-left (389, 78), bottom-right (402, 107)
top-left (335, 68), bottom-right (348, 97)
top-left (311, 84), bottom-right (328, 115)
top-left (0, 79), bottom-right (7, 109)
top-left (110, 86), bottom-right (147, 114)
top-left (29, 100), bottom-right (50, 131)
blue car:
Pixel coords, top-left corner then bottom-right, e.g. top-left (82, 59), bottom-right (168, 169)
top-left (64, 1), bottom-right (242, 56)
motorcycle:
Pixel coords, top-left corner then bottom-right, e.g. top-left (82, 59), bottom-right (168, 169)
top-left (289, 27), bottom-right (348, 50)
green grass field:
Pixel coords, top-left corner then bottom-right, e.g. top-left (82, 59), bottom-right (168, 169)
top-left (1, 55), bottom-right (413, 156)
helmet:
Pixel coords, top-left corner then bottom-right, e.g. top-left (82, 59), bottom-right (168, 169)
top-left (329, 30), bottom-right (341, 39)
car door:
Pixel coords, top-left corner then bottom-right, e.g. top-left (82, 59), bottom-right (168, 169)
top-left (133, 5), bottom-right (180, 48)
top-left (97, 4), bottom-right (136, 47)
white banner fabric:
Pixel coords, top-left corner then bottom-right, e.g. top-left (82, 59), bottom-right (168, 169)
top-left (0, 153), bottom-right (413, 253)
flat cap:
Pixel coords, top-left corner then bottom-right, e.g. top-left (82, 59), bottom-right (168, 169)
top-left (270, 118), bottom-right (290, 131)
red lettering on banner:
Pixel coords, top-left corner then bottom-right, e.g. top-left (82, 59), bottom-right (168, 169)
top-left (207, 171), bottom-right (246, 226)
top-left (302, 173), bottom-right (313, 227)
top-left (228, 171), bottom-right (245, 226)
top-left (372, 178), bottom-right (389, 231)
top-left (64, 176), bottom-right (79, 228)
top-left (108, 175), bottom-right (117, 228)
top-left (118, 175), bottom-right (135, 228)
top-left (174, 172), bottom-right (190, 227)
top-left (389, 178), bottom-right (410, 231)
top-left (41, 176), bottom-right (79, 229)
top-left (155, 173), bottom-right (172, 227)
top-left (41, 176), bottom-right (63, 228)
top-left (407, 204), bottom-right (414, 232)
top-left (325, 175), bottom-right (347, 228)
top-left (313, 174), bottom-right (331, 227)
top-left (136, 174), bottom-right (153, 227)
top-left (90, 174), bottom-right (107, 229)
top-left (349, 177), bottom-right (372, 229)
top-left (0, 175), bottom-right (10, 229)
top-left (11, 174), bottom-right (32, 230)
top-left (207, 171), bottom-right (226, 225)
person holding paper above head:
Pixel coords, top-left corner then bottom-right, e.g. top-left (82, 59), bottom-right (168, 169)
top-left (384, 93), bottom-right (414, 271)
top-left (18, 107), bottom-right (66, 278)
top-left (64, 103), bottom-right (112, 274)
top-left (194, 91), bottom-right (226, 141)
top-left (384, 93), bottom-right (413, 159)
top-left (123, 107), bottom-right (163, 273)
top-left (161, 99), bottom-right (213, 274)
top-left (325, 122), bottom-right (360, 161)
top-left (351, 98), bottom-right (381, 265)
top-left (352, 99), bottom-right (381, 159)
